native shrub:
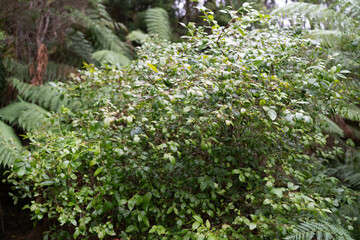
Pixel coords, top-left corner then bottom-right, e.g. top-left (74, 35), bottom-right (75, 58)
top-left (7, 4), bottom-right (358, 240)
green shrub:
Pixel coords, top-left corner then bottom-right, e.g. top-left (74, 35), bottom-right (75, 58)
top-left (7, 5), bottom-right (358, 240)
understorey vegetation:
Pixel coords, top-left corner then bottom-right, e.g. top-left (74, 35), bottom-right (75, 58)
top-left (5, 4), bottom-right (360, 240)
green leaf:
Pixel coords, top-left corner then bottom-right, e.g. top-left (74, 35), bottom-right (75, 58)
top-left (267, 109), bottom-right (277, 121)
top-left (167, 206), bottom-right (174, 214)
top-left (149, 226), bottom-right (156, 233)
top-left (147, 63), bottom-right (158, 73)
top-left (94, 167), bottom-right (104, 176)
top-left (126, 225), bottom-right (137, 232)
top-left (249, 223), bottom-right (257, 230)
top-left (70, 219), bottom-right (77, 226)
top-left (128, 198), bottom-right (137, 211)
top-left (89, 158), bottom-right (97, 167)
top-left (143, 192), bottom-right (152, 204)
top-left (79, 221), bottom-right (86, 232)
top-left (74, 229), bottom-right (80, 239)
top-left (192, 221), bottom-right (200, 230)
top-left (163, 153), bottom-right (175, 164)
top-left (263, 199), bottom-right (271, 205)
top-left (238, 174), bottom-right (245, 182)
top-left (200, 181), bottom-right (207, 191)
top-left (206, 220), bottom-right (211, 229)
top-left (330, 66), bottom-right (336, 74)
top-left (133, 135), bottom-right (140, 144)
top-left (17, 166), bottom-right (26, 177)
top-left (139, 213), bottom-right (150, 227)
top-left (270, 188), bottom-right (283, 198)
top-left (183, 106), bottom-right (191, 113)
top-left (105, 228), bottom-right (116, 236)
top-left (193, 215), bottom-right (203, 224)
top-left (206, 210), bottom-right (214, 217)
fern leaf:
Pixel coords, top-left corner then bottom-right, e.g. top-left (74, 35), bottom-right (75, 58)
top-left (285, 220), bottom-right (354, 240)
top-left (344, 172), bottom-right (360, 188)
top-left (92, 50), bottom-right (130, 66)
top-left (307, 30), bottom-right (346, 48)
top-left (0, 120), bottom-right (21, 168)
top-left (145, 8), bottom-right (172, 40)
top-left (127, 30), bottom-right (148, 43)
top-left (71, 9), bottom-right (131, 57)
top-left (328, 51), bottom-right (360, 73)
top-left (0, 55), bottom-right (6, 92)
top-left (44, 61), bottom-right (77, 82)
top-left (272, 2), bottom-right (357, 31)
top-left (10, 78), bottom-right (69, 112)
top-left (0, 55), bottom-right (6, 106)
top-left (332, 0), bottom-right (360, 22)
top-left (3, 57), bottom-right (31, 82)
top-left (0, 101), bottom-right (51, 131)
top-left (66, 30), bottom-right (94, 63)
top-left (0, 120), bottom-right (22, 148)
top-left (341, 105), bottom-right (360, 122)
top-left (318, 114), bottom-right (344, 138)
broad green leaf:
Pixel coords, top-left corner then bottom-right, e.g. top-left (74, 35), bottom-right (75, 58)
top-left (163, 153), bottom-right (175, 164)
top-left (192, 221), bottom-right (200, 230)
top-left (193, 215), bottom-right (203, 223)
top-left (270, 188), bottom-right (283, 198)
top-left (267, 109), bottom-right (277, 121)
top-left (167, 206), bottom-right (174, 214)
top-left (200, 181), bottom-right (207, 191)
top-left (183, 106), bottom-right (191, 113)
top-left (128, 198), bottom-right (137, 211)
top-left (249, 223), bottom-right (257, 230)
top-left (239, 174), bottom-right (245, 182)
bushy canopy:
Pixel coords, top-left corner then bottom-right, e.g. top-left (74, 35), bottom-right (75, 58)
top-left (8, 5), bottom-right (358, 240)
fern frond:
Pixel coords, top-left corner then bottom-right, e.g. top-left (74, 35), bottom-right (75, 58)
top-left (2, 57), bottom-right (31, 82)
top-left (343, 172), bottom-right (360, 188)
top-left (10, 78), bottom-right (69, 112)
top-left (89, 0), bottom-right (113, 22)
top-left (0, 120), bottom-right (22, 148)
top-left (285, 220), bottom-right (354, 240)
top-left (66, 30), bottom-right (94, 63)
top-left (326, 149), bottom-right (360, 189)
top-left (338, 204), bottom-right (360, 219)
top-left (348, 125), bottom-right (360, 141)
top-left (308, 30), bottom-right (346, 48)
top-left (333, 0), bottom-right (360, 22)
top-left (0, 120), bottom-right (22, 168)
top-left (44, 61), bottom-right (77, 82)
top-left (0, 55), bottom-right (6, 105)
top-left (91, 50), bottom-right (130, 66)
top-left (127, 30), bottom-right (148, 44)
top-left (272, 2), bottom-right (357, 31)
top-left (344, 78), bottom-right (360, 90)
top-left (145, 8), bottom-right (172, 40)
top-left (341, 105), bottom-right (360, 122)
top-left (0, 101), bottom-right (51, 131)
top-left (70, 9), bottom-right (131, 57)
top-left (318, 114), bottom-right (344, 138)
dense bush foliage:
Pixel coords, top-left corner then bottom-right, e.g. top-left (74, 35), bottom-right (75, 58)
top-left (7, 5), bottom-right (360, 239)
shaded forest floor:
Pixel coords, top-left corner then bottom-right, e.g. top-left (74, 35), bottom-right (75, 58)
top-left (0, 181), bottom-right (46, 240)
